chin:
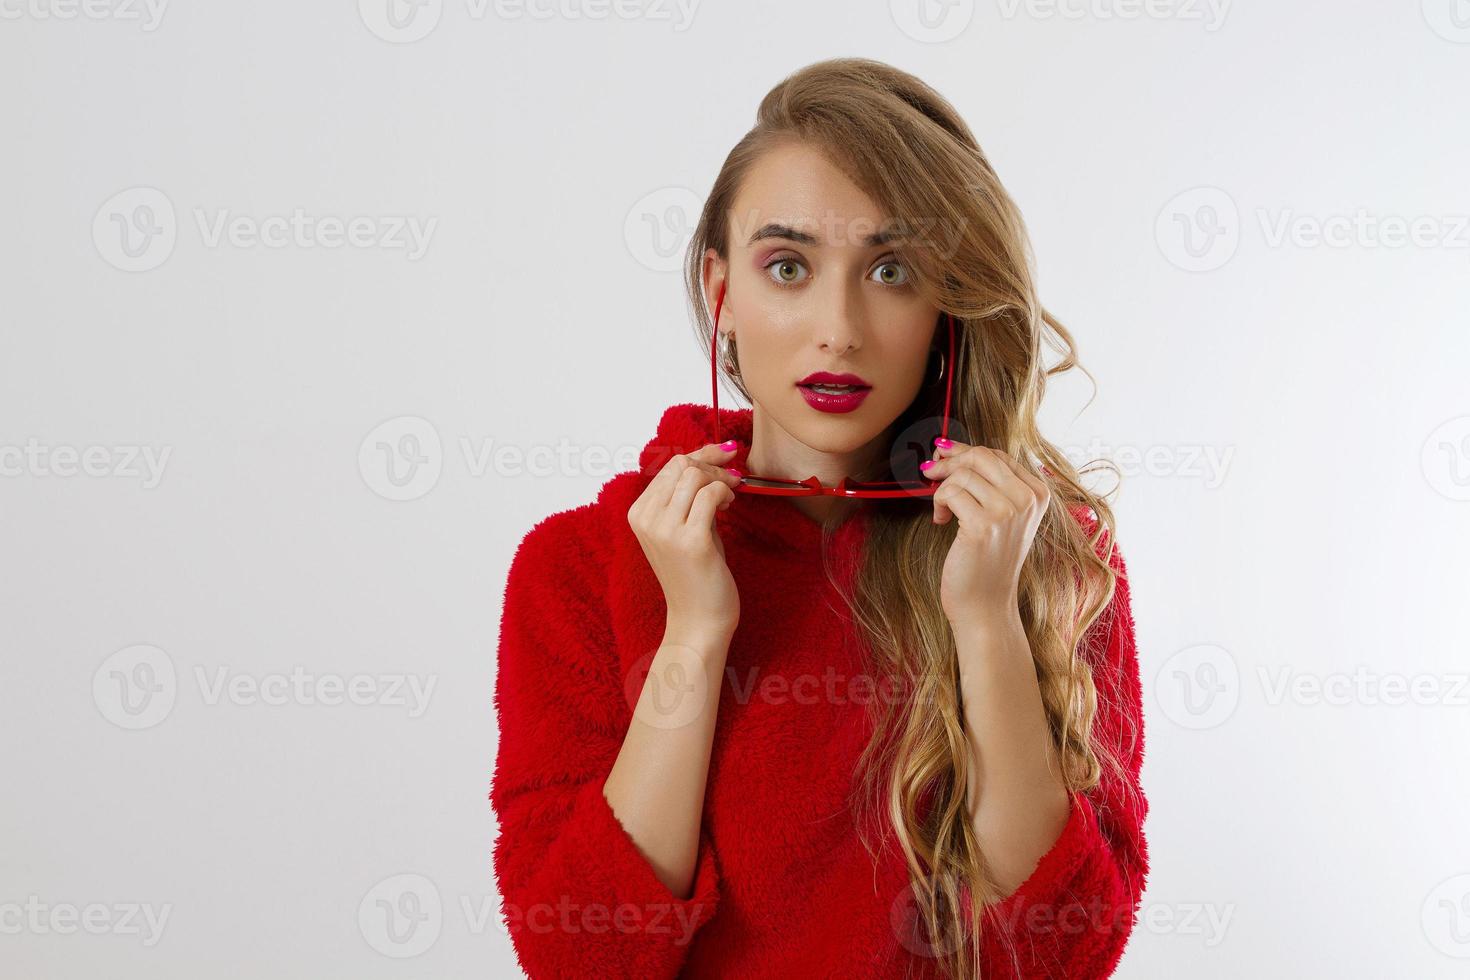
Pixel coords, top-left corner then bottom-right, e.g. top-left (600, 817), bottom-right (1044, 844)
top-left (784, 406), bottom-right (893, 455)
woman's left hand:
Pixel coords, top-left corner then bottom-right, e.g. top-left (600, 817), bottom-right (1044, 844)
top-left (921, 437), bottom-right (1051, 631)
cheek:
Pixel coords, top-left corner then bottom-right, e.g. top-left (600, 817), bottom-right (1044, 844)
top-left (731, 327), bottom-right (791, 385)
top-left (881, 335), bottom-right (935, 382)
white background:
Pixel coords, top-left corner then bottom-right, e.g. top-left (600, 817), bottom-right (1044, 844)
top-left (3, 1), bottom-right (1469, 977)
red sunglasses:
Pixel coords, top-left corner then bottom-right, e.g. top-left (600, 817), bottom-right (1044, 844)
top-left (708, 281), bottom-right (957, 498)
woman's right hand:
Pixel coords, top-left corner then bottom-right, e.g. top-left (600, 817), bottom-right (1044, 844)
top-left (628, 441), bottom-right (743, 641)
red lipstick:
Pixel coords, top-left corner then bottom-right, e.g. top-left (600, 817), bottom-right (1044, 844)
top-left (796, 371), bottom-right (872, 414)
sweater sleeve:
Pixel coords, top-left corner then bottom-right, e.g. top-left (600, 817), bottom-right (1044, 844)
top-left (489, 508), bottom-right (722, 979)
top-left (977, 528), bottom-right (1150, 980)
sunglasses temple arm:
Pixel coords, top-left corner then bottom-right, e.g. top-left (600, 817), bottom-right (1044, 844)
top-left (940, 312), bottom-right (955, 442)
top-left (710, 282), bottom-right (724, 445)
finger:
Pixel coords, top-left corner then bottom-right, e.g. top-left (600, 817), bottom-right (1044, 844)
top-left (993, 451), bottom-right (1050, 504)
top-left (686, 479), bottom-right (734, 530)
top-left (931, 480), bottom-right (951, 524)
top-left (663, 465), bottom-right (710, 527)
top-left (943, 468), bottom-right (1015, 516)
top-left (648, 444), bottom-right (741, 508)
top-left (689, 442), bottom-right (743, 489)
top-left (933, 480), bottom-right (986, 527)
top-left (690, 440), bottom-right (740, 465)
top-left (925, 447), bottom-right (1032, 512)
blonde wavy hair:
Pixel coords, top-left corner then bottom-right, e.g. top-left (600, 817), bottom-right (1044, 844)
top-left (683, 58), bottom-right (1137, 978)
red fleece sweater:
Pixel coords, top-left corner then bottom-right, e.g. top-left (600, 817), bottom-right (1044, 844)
top-left (490, 402), bottom-right (1149, 979)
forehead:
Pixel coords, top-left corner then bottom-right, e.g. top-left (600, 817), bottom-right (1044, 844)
top-left (729, 142), bottom-right (892, 247)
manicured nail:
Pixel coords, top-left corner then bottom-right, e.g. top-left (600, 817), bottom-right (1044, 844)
top-left (726, 467), bottom-right (742, 477)
top-left (919, 459), bottom-right (936, 472)
top-left (934, 437), bottom-right (954, 449)
top-left (718, 439), bottom-right (738, 451)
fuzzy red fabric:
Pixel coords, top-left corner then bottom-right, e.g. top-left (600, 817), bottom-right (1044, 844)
top-left (491, 402), bottom-right (1149, 979)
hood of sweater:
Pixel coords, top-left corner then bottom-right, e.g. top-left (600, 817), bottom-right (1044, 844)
top-left (633, 401), bottom-right (874, 557)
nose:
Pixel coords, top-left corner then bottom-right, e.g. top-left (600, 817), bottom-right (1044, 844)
top-left (817, 284), bottom-right (865, 357)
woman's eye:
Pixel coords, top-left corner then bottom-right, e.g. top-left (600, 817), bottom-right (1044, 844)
top-left (765, 257), bottom-right (808, 285)
top-left (871, 261), bottom-right (909, 286)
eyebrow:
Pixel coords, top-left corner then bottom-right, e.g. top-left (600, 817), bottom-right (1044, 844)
top-left (745, 222), bottom-right (899, 248)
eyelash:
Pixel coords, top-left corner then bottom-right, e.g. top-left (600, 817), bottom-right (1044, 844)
top-left (762, 255), bottom-right (910, 289)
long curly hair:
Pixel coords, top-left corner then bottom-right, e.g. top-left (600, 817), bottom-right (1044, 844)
top-left (683, 58), bottom-right (1136, 978)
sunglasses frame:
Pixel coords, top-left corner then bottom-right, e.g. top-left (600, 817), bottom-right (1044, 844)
top-left (708, 280), bottom-right (957, 498)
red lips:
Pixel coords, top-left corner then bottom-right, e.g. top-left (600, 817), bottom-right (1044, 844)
top-left (796, 371), bottom-right (872, 414)
top-left (797, 371), bottom-right (871, 388)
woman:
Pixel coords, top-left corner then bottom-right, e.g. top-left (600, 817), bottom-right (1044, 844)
top-left (491, 58), bottom-right (1147, 979)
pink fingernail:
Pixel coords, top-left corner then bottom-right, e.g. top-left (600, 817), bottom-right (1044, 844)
top-left (718, 439), bottom-right (738, 451)
top-left (919, 459), bottom-right (936, 472)
top-left (726, 467), bottom-right (742, 477)
top-left (934, 437), bottom-right (954, 449)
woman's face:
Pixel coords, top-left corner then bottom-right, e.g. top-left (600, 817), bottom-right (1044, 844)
top-left (704, 141), bottom-right (940, 473)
